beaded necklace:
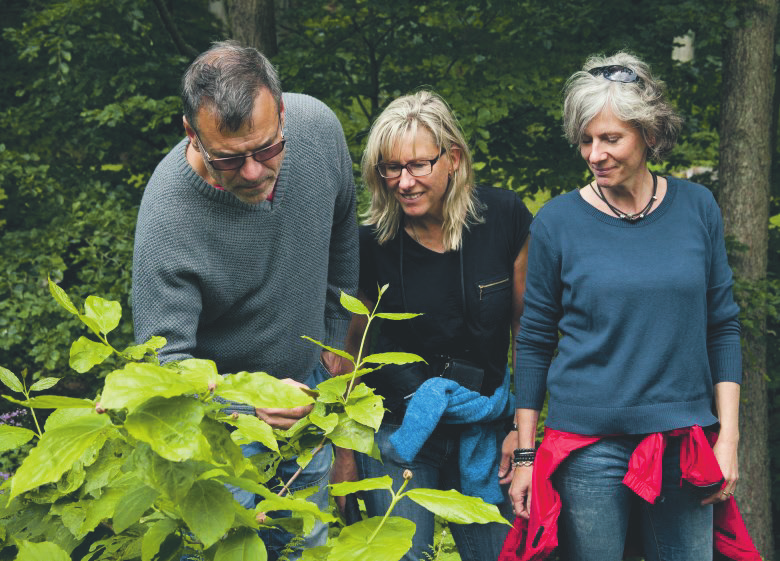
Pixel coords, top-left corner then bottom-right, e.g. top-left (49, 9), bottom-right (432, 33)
top-left (591, 171), bottom-right (658, 221)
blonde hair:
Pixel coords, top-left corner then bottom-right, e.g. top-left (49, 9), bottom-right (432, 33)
top-left (361, 91), bottom-right (482, 251)
top-left (563, 51), bottom-right (683, 162)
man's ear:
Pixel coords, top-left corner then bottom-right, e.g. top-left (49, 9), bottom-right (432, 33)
top-left (183, 116), bottom-right (199, 151)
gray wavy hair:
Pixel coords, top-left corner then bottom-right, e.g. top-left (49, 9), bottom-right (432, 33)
top-left (181, 40), bottom-right (282, 133)
top-left (361, 91), bottom-right (482, 251)
top-left (563, 52), bottom-right (683, 162)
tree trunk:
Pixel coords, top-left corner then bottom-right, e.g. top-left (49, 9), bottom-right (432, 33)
top-left (228, 0), bottom-right (278, 57)
top-left (718, 0), bottom-right (777, 558)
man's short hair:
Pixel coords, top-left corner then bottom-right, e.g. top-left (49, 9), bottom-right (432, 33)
top-left (182, 40), bottom-right (282, 133)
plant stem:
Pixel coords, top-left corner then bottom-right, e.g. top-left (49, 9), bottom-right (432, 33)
top-left (367, 474), bottom-right (413, 543)
top-left (346, 299), bottom-right (381, 397)
top-left (277, 438), bottom-right (326, 498)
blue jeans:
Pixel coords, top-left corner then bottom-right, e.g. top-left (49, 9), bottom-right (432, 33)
top-left (553, 435), bottom-right (713, 561)
top-left (356, 422), bottom-right (512, 561)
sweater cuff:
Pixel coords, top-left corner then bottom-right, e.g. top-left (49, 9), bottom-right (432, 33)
top-left (709, 348), bottom-right (743, 384)
top-left (515, 367), bottom-right (548, 409)
top-left (324, 317), bottom-right (350, 350)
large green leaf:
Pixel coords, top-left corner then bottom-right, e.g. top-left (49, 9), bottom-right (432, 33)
top-left (124, 396), bottom-right (210, 462)
top-left (345, 385), bottom-right (384, 431)
top-left (56, 486), bottom-right (124, 539)
top-left (0, 425), bottom-right (36, 452)
top-left (229, 414), bottom-right (279, 453)
top-left (361, 352), bottom-right (426, 365)
top-left (2, 395), bottom-right (94, 409)
top-left (214, 528), bottom-right (267, 561)
top-left (200, 416), bottom-right (246, 473)
top-left (405, 488), bottom-right (511, 525)
top-left (181, 479), bottom-right (236, 548)
top-left (327, 516), bottom-right (415, 561)
top-left (327, 415), bottom-right (377, 456)
top-left (141, 518), bottom-right (179, 561)
top-left (329, 476), bottom-right (393, 496)
top-left (113, 482), bottom-right (159, 533)
top-left (10, 414), bottom-right (113, 500)
top-left (216, 371), bottom-right (314, 409)
top-left (44, 407), bottom-right (94, 431)
top-left (131, 444), bottom-right (196, 503)
top-left (84, 294), bottom-right (122, 334)
top-left (100, 362), bottom-right (200, 411)
top-left (15, 540), bottom-right (71, 561)
top-left (0, 365), bottom-right (23, 393)
top-left (256, 489), bottom-right (335, 536)
top-left (173, 358), bottom-right (220, 388)
top-left (69, 336), bottom-right (113, 373)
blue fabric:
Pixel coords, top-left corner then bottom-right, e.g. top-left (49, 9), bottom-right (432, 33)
top-left (516, 178), bottom-right (742, 435)
top-left (388, 367), bottom-right (514, 504)
top-left (553, 436), bottom-right (713, 561)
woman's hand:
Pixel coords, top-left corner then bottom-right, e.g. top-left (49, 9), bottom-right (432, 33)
top-left (702, 381), bottom-right (740, 505)
top-left (498, 431), bottom-right (518, 484)
top-left (509, 465), bottom-right (533, 519)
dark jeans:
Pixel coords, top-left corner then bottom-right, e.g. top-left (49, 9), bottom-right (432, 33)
top-left (356, 422), bottom-right (512, 561)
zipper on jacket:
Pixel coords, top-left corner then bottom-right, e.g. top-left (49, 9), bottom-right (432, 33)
top-left (478, 277), bottom-right (510, 300)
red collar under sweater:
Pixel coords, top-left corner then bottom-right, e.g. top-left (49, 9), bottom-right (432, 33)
top-left (499, 426), bottom-right (761, 561)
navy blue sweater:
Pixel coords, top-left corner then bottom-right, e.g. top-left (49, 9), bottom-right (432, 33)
top-left (515, 177), bottom-right (742, 435)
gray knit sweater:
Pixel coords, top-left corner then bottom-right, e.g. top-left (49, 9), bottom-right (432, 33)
top-left (132, 93), bottom-right (358, 382)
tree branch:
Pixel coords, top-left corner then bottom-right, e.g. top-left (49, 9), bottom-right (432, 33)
top-left (150, 0), bottom-right (199, 59)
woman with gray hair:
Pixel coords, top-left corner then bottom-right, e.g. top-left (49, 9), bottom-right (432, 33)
top-left (354, 90), bottom-right (532, 561)
top-left (509, 52), bottom-right (744, 560)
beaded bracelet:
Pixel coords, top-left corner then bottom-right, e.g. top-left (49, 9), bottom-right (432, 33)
top-left (512, 447), bottom-right (535, 467)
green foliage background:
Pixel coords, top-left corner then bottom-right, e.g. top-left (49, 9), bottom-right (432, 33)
top-left (1, 0), bottom-right (779, 553)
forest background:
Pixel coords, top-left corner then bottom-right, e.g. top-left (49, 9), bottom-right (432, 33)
top-left (0, 0), bottom-right (778, 558)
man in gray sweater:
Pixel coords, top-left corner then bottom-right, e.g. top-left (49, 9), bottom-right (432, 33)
top-left (132, 41), bottom-right (358, 559)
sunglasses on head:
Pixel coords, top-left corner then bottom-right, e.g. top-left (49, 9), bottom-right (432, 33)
top-left (588, 65), bottom-right (640, 84)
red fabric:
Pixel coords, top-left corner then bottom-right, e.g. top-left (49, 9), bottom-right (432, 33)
top-left (499, 426), bottom-right (761, 561)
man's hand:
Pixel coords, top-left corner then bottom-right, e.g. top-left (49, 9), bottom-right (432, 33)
top-left (255, 378), bottom-right (314, 429)
top-left (321, 349), bottom-right (354, 376)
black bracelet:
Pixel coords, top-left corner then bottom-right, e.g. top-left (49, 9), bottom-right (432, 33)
top-left (513, 447), bottom-right (535, 467)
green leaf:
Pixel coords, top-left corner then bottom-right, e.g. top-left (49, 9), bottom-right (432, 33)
top-left (10, 414), bottom-right (113, 500)
top-left (405, 488), bottom-right (511, 525)
top-left (100, 362), bottom-right (200, 411)
top-left (3, 395), bottom-right (94, 409)
top-left (300, 337), bottom-right (354, 363)
top-left (329, 476), bottom-right (393, 496)
top-left (181, 479), bottom-right (236, 548)
top-left (142, 518), bottom-right (179, 561)
top-left (328, 415), bottom-right (376, 456)
top-left (124, 396), bottom-right (210, 462)
top-left (174, 358), bottom-right (220, 388)
top-left (44, 408), bottom-right (94, 430)
top-left (340, 291), bottom-right (369, 315)
top-left (216, 371), bottom-right (314, 409)
top-left (131, 444), bottom-right (196, 502)
top-left (309, 410), bottom-right (339, 434)
top-left (345, 386), bottom-right (384, 431)
top-left (84, 294), bottom-right (122, 334)
top-left (28, 377), bottom-right (60, 392)
top-left (374, 312), bottom-right (422, 320)
top-left (114, 483), bottom-right (159, 533)
top-left (0, 366), bottom-right (23, 393)
top-left (327, 516), bottom-right (415, 561)
top-left (0, 425), bottom-right (36, 452)
top-left (48, 277), bottom-right (78, 315)
top-left (361, 352), bottom-right (426, 365)
top-left (229, 414), bottom-right (279, 453)
top-left (123, 336), bottom-right (167, 360)
top-left (214, 528), bottom-right (267, 561)
top-left (16, 540), bottom-right (71, 561)
top-left (70, 336), bottom-right (114, 373)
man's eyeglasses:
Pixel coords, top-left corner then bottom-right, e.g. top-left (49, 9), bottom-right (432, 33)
top-left (376, 149), bottom-right (445, 179)
top-left (194, 119), bottom-right (285, 171)
top-left (588, 65), bottom-right (640, 84)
